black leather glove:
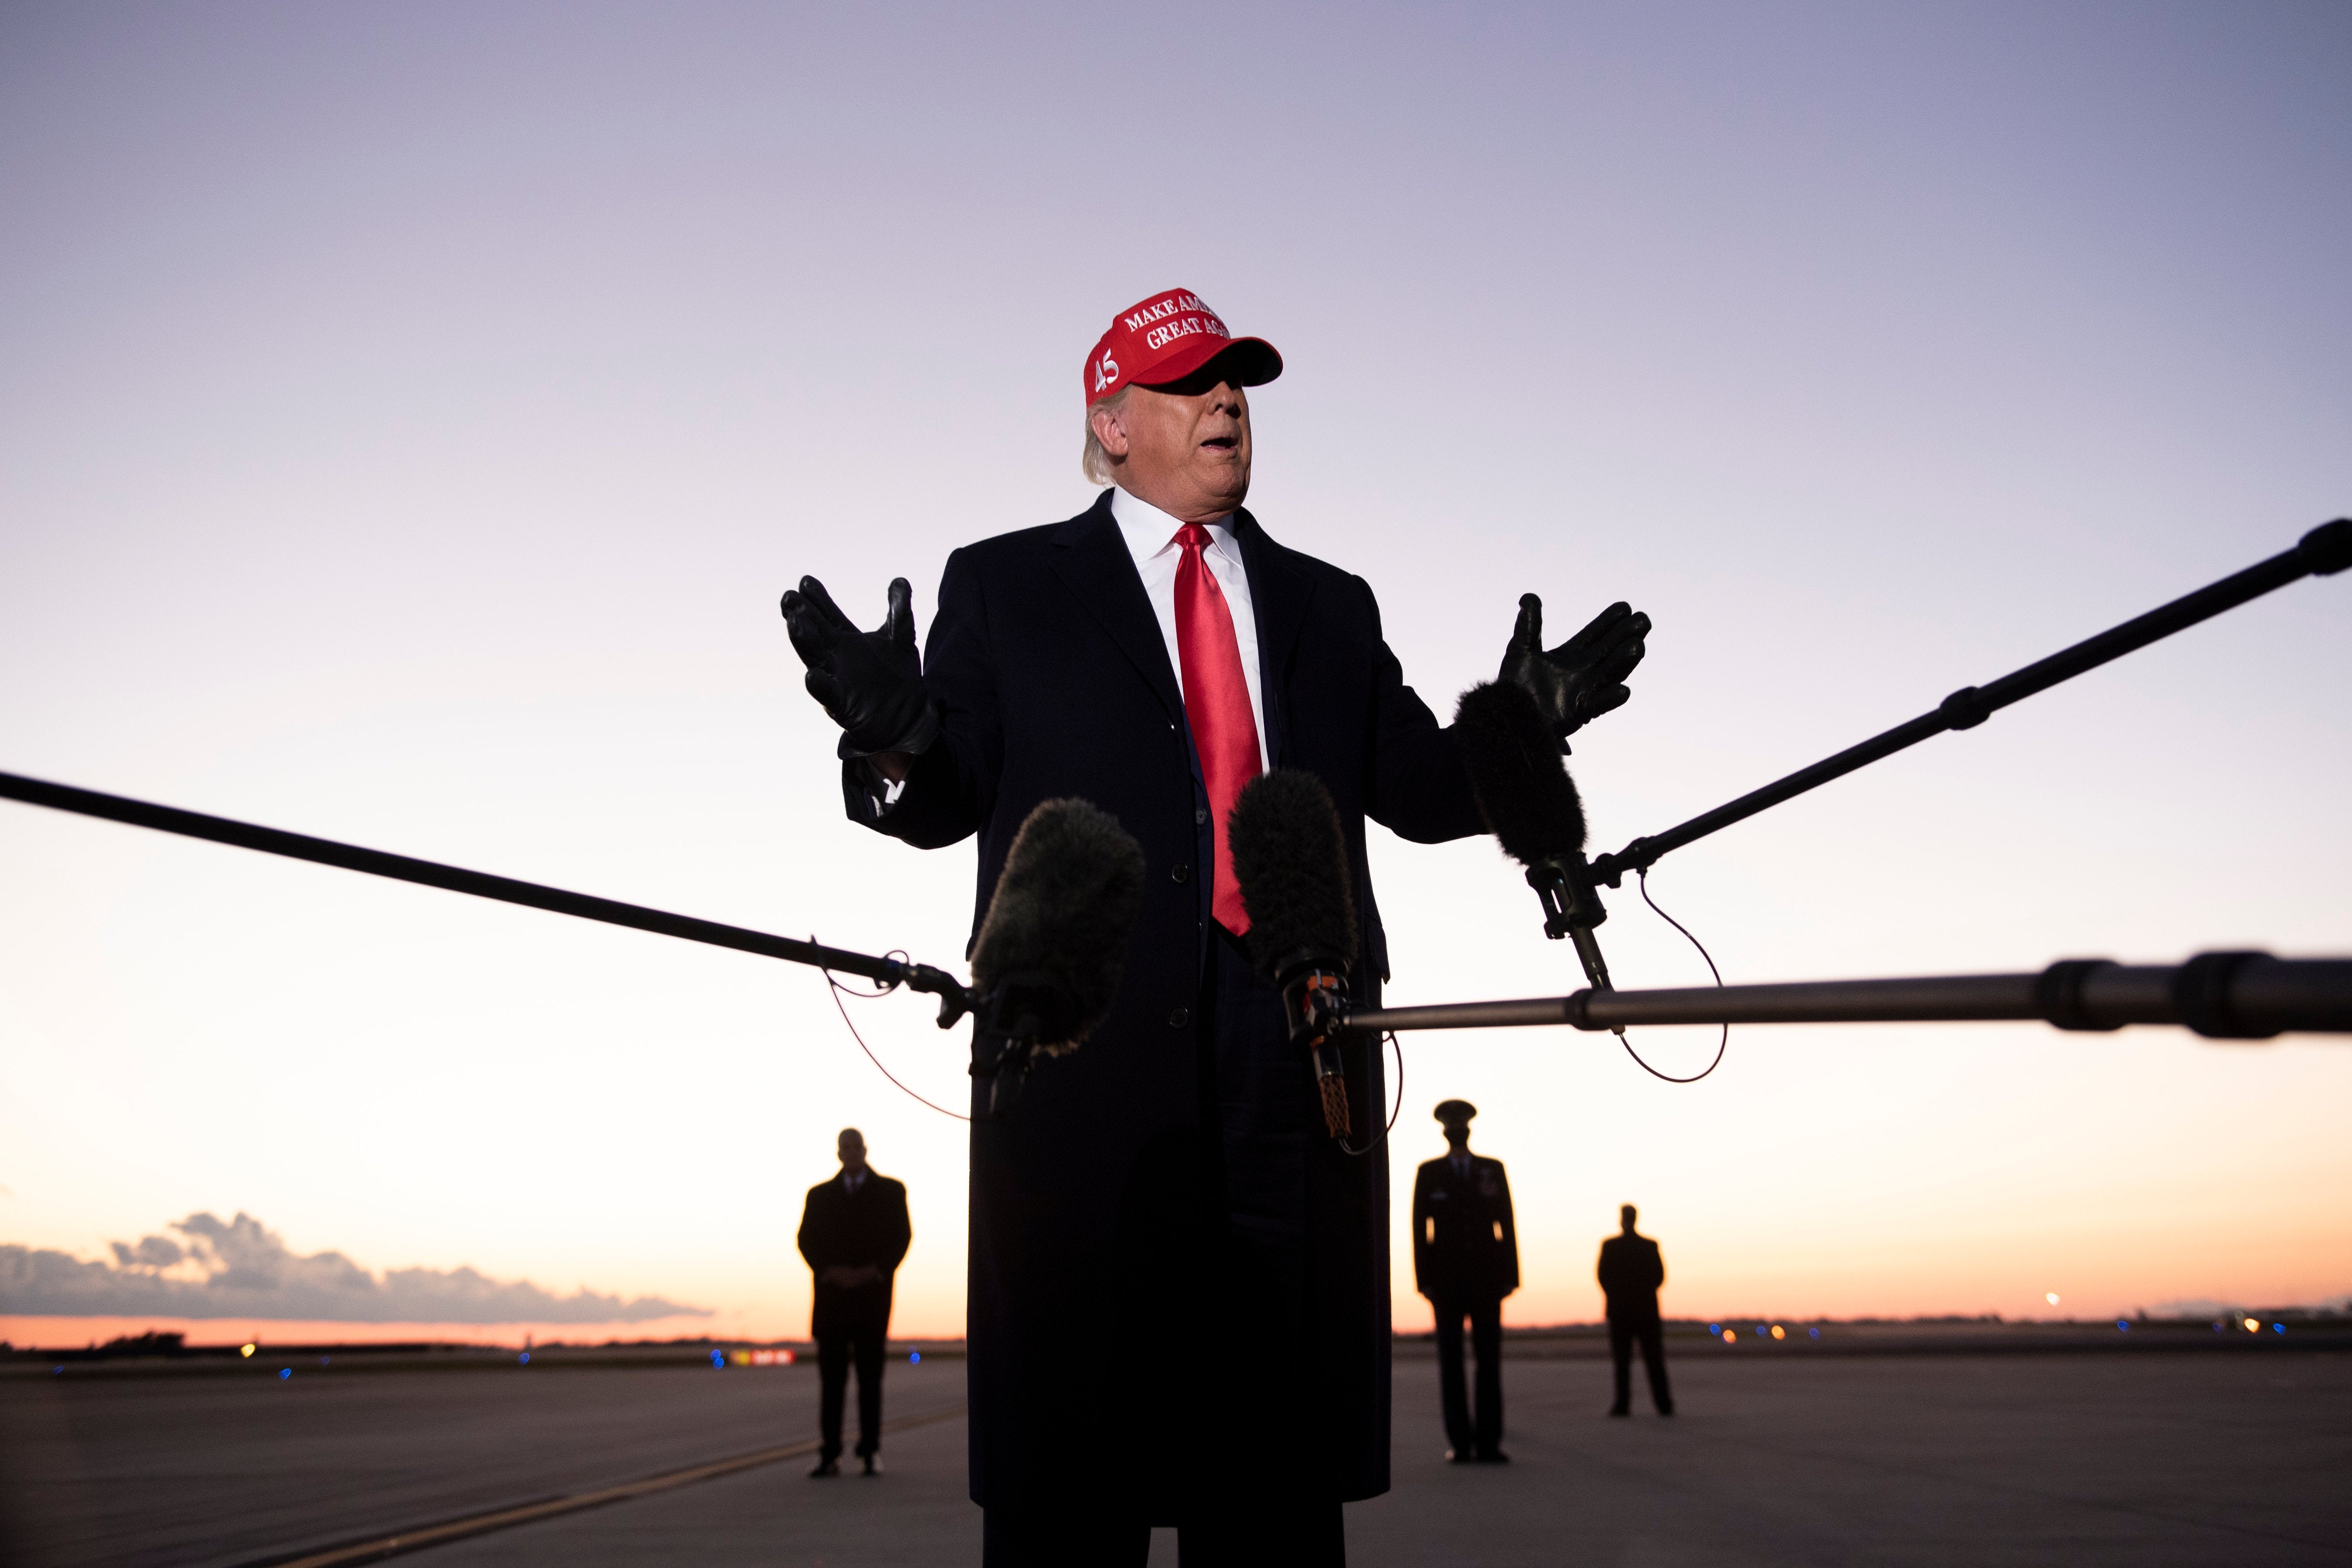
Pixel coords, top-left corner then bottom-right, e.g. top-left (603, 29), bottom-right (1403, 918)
top-left (1497, 596), bottom-right (1651, 746)
top-left (779, 575), bottom-right (938, 759)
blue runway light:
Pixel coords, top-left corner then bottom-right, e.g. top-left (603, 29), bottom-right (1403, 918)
top-left (518, 1352), bottom-right (531, 1364)
top-left (319, 1356), bottom-right (331, 1366)
top-left (279, 1368), bottom-right (291, 1380)
top-left (1808, 1327), bottom-right (1819, 1340)
top-left (1709, 1324), bottom-right (1720, 1334)
top-left (1755, 1325), bottom-right (1767, 1336)
top-left (909, 1351), bottom-right (921, 1364)
top-left (2274, 1323), bottom-right (2285, 1335)
top-left (710, 1350), bottom-right (726, 1368)
top-left (2116, 1320), bottom-right (2130, 1332)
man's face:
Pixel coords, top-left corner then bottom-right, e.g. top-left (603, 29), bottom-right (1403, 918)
top-left (1092, 377), bottom-right (1252, 522)
top-left (1444, 1124), bottom-right (1470, 1154)
top-left (838, 1132), bottom-right (867, 1170)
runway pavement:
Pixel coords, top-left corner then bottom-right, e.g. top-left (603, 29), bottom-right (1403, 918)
top-left (5, 1348), bottom-right (2347, 1566)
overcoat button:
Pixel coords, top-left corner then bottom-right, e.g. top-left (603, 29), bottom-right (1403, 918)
top-left (1195, 807), bottom-right (1208, 825)
top-left (1171, 863), bottom-right (1192, 884)
top-left (1168, 1007), bottom-right (1190, 1028)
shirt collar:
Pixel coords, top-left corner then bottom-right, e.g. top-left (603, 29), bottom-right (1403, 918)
top-left (1110, 486), bottom-right (1237, 563)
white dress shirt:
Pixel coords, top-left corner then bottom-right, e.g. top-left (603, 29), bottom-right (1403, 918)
top-left (1109, 486), bottom-right (1267, 754)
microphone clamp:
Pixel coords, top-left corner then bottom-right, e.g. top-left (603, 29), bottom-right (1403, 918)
top-left (1274, 951), bottom-right (1356, 1139)
top-left (965, 969), bottom-right (1089, 1119)
top-left (969, 1034), bottom-right (1036, 1120)
top-left (1526, 851), bottom-right (1625, 1036)
top-left (1525, 851), bottom-right (1609, 944)
top-left (874, 956), bottom-right (972, 1029)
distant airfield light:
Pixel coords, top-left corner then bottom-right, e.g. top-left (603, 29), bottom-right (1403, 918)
top-left (518, 1352), bottom-right (531, 1365)
top-left (710, 1349), bottom-right (727, 1368)
top-left (1708, 1323), bottom-right (1721, 1334)
top-left (1722, 1329), bottom-right (1737, 1344)
top-left (909, 1350), bottom-right (922, 1364)
top-left (2045, 1293), bottom-right (2060, 1307)
top-left (2273, 1323), bottom-right (2285, 1335)
top-left (319, 1356), bottom-right (331, 1366)
top-left (240, 1343), bottom-right (256, 1358)
top-left (2116, 1321), bottom-right (2130, 1333)
top-left (2244, 1317), bottom-right (2261, 1333)
top-left (1771, 1325), bottom-right (1785, 1340)
top-left (278, 1368), bottom-right (291, 1380)
top-left (1808, 1328), bottom-right (1820, 1340)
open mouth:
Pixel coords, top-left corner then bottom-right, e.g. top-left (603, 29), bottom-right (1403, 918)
top-left (1200, 435), bottom-right (1238, 451)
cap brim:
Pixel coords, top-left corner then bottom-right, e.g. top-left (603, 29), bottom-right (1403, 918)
top-left (1133, 336), bottom-right (1283, 390)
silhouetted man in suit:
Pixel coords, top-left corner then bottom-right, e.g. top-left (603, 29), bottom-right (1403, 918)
top-left (1597, 1204), bottom-right (1672, 1416)
top-left (798, 1127), bottom-right (911, 1475)
top-left (1412, 1100), bottom-right (1517, 1462)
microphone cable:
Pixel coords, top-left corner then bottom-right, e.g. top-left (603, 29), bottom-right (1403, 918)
top-left (1615, 871), bottom-right (1728, 1085)
top-left (816, 941), bottom-right (972, 1122)
top-left (1338, 1031), bottom-right (1406, 1157)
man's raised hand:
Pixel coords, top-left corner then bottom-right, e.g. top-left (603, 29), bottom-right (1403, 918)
top-left (1497, 596), bottom-right (1652, 746)
top-left (779, 575), bottom-right (937, 758)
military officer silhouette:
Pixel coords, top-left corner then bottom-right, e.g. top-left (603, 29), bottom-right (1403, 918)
top-left (1411, 1100), bottom-right (1518, 1463)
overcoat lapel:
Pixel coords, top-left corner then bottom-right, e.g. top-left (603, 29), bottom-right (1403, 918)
top-left (1232, 507), bottom-right (1318, 770)
top-left (1045, 491), bottom-right (1183, 722)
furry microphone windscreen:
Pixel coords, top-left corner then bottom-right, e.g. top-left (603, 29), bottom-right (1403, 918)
top-left (1453, 681), bottom-right (1587, 866)
top-left (969, 798), bottom-right (1146, 1050)
top-left (1228, 768), bottom-right (1359, 981)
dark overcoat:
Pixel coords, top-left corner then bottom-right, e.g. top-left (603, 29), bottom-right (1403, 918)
top-left (1410, 1154), bottom-right (1519, 1305)
top-left (796, 1172), bottom-right (912, 1339)
top-left (1597, 1232), bottom-right (1666, 1323)
top-left (845, 489), bottom-right (1484, 1516)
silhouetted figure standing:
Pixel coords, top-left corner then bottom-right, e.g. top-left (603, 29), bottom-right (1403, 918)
top-left (1412, 1100), bottom-right (1517, 1463)
top-left (1597, 1204), bottom-right (1672, 1416)
top-left (798, 1128), bottom-right (911, 1476)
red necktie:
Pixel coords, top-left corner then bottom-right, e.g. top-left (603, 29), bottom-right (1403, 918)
top-left (1172, 524), bottom-right (1263, 933)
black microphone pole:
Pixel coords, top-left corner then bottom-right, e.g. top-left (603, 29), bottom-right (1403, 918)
top-left (1342, 952), bottom-right (2352, 1040)
top-left (0, 769), bottom-right (976, 1025)
top-left (1589, 520), bottom-right (2352, 887)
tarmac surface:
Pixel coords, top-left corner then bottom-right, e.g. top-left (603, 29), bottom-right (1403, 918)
top-left (4, 1343), bottom-right (2348, 1566)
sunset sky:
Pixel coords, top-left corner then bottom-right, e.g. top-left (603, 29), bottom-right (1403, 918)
top-left (3, 1), bottom-right (2347, 1347)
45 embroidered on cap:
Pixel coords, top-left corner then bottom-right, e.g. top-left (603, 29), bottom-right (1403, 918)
top-left (1083, 287), bottom-right (1283, 406)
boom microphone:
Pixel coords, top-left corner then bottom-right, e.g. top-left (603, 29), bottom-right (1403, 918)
top-left (1228, 769), bottom-right (1360, 1139)
top-left (967, 798), bottom-right (1147, 1115)
top-left (1454, 682), bottom-right (1621, 1016)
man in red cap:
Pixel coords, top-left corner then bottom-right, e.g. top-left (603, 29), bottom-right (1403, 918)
top-left (782, 288), bottom-right (1647, 1565)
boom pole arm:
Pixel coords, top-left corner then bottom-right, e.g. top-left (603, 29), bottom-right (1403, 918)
top-left (1343, 953), bottom-right (2352, 1040)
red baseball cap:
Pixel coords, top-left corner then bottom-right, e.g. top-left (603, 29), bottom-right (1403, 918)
top-left (1083, 288), bottom-right (1282, 406)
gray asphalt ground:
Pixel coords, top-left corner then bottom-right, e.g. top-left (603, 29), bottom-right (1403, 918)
top-left (5, 1350), bottom-right (2348, 1566)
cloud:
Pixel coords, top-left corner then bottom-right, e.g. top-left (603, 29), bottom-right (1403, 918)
top-left (0, 1212), bottom-right (710, 1324)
